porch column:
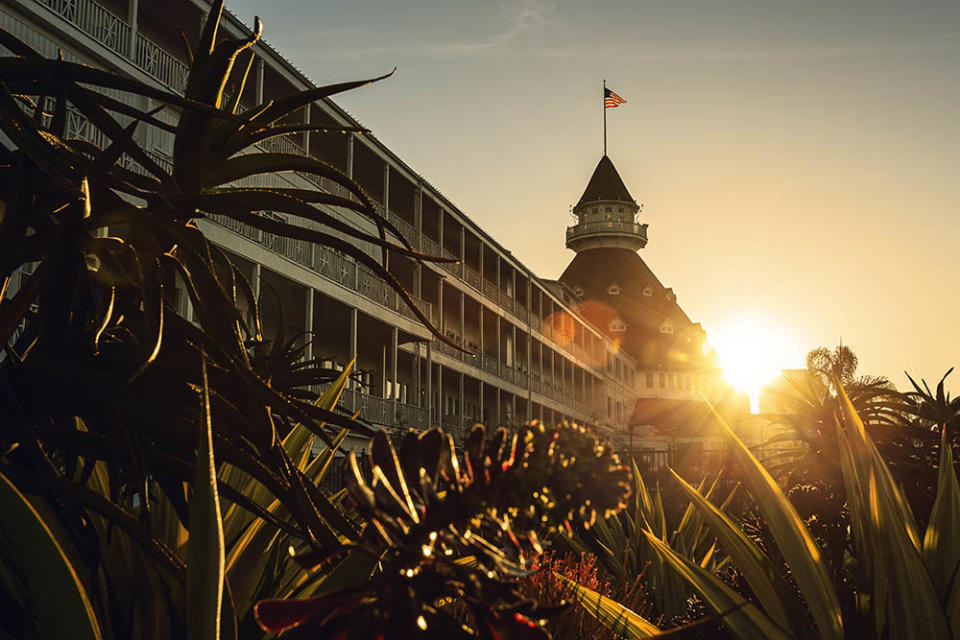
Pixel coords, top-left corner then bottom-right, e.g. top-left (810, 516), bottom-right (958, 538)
top-left (391, 326), bottom-right (398, 423)
top-left (349, 308), bottom-right (358, 411)
top-left (304, 288), bottom-right (313, 362)
top-left (127, 0), bottom-right (139, 59)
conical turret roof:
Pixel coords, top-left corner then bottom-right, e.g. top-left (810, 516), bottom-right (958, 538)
top-left (576, 155), bottom-right (635, 206)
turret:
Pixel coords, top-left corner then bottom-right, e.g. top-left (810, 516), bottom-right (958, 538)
top-left (565, 155), bottom-right (648, 253)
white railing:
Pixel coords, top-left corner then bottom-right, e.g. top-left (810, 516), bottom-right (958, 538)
top-left (37, 0), bottom-right (131, 59)
top-left (134, 32), bottom-right (188, 92)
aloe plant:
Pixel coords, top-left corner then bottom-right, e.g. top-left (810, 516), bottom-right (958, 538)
top-left (0, 3), bottom-right (461, 636)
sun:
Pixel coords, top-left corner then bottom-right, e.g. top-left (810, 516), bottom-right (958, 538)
top-left (707, 315), bottom-right (800, 411)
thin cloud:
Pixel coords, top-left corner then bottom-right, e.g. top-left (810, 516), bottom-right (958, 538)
top-left (290, 0), bottom-right (555, 61)
top-left (531, 33), bottom-right (960, 62)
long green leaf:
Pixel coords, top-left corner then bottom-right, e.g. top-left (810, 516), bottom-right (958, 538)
top-left (642, 530), bottom-right (793, 640)
top-left (186, 358), bottom-right (225, 640)
top-left (555, 573), bottom-right (661, 638)
top-left (707, 402), bottom-right (844, 640)
top-left (668, 468), bottom-right (815, 638)
top-left (835, 384), bottom-right (950, 639)
top-left (922, 428), bottom-right (960, 599)
top-left (0, 471), bottom-right (103, 640)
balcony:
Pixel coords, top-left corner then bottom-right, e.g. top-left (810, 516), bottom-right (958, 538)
top-left (34, 0), bottom-right (189, 92)
top-left (565, 219), bottom-right (648, 252)
top-left (207, 212), bottom-right (432, 325)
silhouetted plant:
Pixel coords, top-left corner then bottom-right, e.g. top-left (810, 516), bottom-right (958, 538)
top-left (254, 422), bottom-right (632, 638)
top-left (0, 2), bottom-right (459, 636)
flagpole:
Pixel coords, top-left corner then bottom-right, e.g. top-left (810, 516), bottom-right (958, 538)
top-left (603, 79), bottom-right (607, 156)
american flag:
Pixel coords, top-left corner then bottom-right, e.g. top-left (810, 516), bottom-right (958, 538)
top-left (604, 88), bottom-right (626, 108)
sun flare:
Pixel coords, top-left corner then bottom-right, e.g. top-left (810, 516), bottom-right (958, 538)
top-left (708, 315), bottom-right (801, 410)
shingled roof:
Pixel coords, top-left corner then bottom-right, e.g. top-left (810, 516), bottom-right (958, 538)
top-left (576, 155), bottom-right (635, 206)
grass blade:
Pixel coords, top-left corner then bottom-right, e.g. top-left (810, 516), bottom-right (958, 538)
top-left (187, 357), bottom-right (225, 640)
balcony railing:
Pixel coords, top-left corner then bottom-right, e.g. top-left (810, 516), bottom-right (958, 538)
top-left (35, 0), bottom-right (189, 92)
top-left (207, 212), bottom-right (432, 324)
top-left (37, 0), bottom-right (131, 60)
top-left (463, 265), bottom-right (482, 291)
top-left (566, 220), bottom-right (648, 237)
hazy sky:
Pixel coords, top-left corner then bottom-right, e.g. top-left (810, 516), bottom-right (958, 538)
top-left (225, 0), bottom-right (959, 391)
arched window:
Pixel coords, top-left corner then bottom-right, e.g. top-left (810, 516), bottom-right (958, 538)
top-left (607, 283), bottom-right (621, 295)
top-left (573, 285), bottom-right (584, 297)
top-left (642, 285), bottom-right (654, 297)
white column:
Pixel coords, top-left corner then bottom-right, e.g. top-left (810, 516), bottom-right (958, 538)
top-left (304, 288), bottom-right (313, 362)
top-left (127, 0), bottom-right (139, 59)
top-left (346, 135), bottom-right (355, 178)
top-left (495, 316), bottom-right (501, 376)
top-left (437, 364), bottom-right (444, 428)
top-left (383, 164), bottom-right (390, 217)
top-left (426, 343), bottom-right (433, 423)
top-left (391, 326), bottom-right (399, 421)
top-left (459, 372), bottom-right (465, 434)
top-left (349, 308), bottom-right (358, 411)
top-left (255, 58), bottom-right (264, 104)
top-left (303, 105), bottom-right (311, 157)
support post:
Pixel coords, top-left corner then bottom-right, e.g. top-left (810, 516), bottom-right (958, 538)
top-left (391, 326), bottom-right (398, 423)
top-left (304, 288), bottom-right (313, 363)
top-left (346, 135), bottom-right (354, 178)
top-left (127, 0), bottom-right (139, 59)
top-left (349, 308), bottom-right (358, 411)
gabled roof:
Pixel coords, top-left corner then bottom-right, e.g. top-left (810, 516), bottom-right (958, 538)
top-left (577, 155), bottom-right (635, 206)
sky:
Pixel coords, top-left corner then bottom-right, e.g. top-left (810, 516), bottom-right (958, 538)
top-left (225, 0), bottom-right (959, 391)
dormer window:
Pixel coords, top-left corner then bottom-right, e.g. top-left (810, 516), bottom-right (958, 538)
top-left (609, 319), bottom-right (627, 332)
top-left (642, 285), bottom-right (654, 297)
top-left (607, 283), bottom-right (621, 295)
top-left (660, 320), bottom-right (674, 334)
top-left (572, 285), bottom-right (584, 297)
top-left (665, 291), bottom-right (675, 302)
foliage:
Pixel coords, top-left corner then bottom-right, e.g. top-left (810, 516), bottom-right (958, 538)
top-left (575, 383), bottom-right (960, 639)
top-left (904, 368), bottom-right (960, 436)
top-left (254, 422), bottom-right (632, 638)
top-left (806, 345), bottom-right (860, 388)
top-left (566, 459), bottom-right (739, 625)
top-left (0, 2), bottom-right (460, 637)
top-left (518, 552), bottom-right (652, 640)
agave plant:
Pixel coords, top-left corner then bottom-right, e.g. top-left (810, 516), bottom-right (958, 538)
top-left (254, 422), bottom-right (632, 639)
top-left (565, 461), bottom-right (740, 624)
top-left (570, 381), bottom-right (960, 639)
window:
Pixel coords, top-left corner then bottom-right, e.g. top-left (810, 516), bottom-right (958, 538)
top-left (573, 285), bottom-right (583, 297)
top-left (665, 291), bottom-right (675, 302)
top-left (608, 318), bottom-right (627, 332)
top-left (668, 373), bottom-right (676, 389)
top-left (659, 373), bottom-right (666, 389)
top-left (605, 207), bottom-right (612, 213)
top-left (607, 283), bottom-right (621, 295)
top-left (645, 372), bottom-right (654, 387)
top-left (660, 321), bottom-right (674, 334)
top-left (607, 397), bottom-right (612, 417)
top-left (618, 207), bottom-right (624, 213)
top-left (642, 285), bottom-right (654, 297)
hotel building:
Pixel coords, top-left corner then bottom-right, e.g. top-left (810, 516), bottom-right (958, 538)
top-left (1, 0), bottom-right (730, 455)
